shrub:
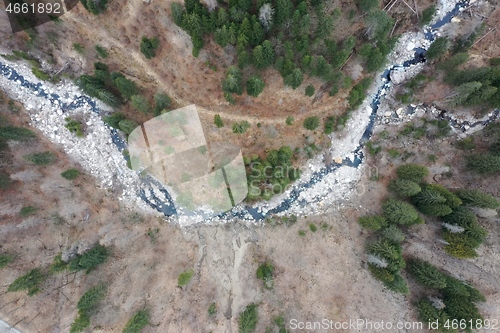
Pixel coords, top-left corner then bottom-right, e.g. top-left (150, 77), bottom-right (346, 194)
top-left (73, 43), bottom-right (85, 54)
top-left (20, 205), bottom-right (38, 217)
top-left (305, 84), bottom-right (315, 97)
top-left (61, 169), bottom-right (80, 180)
top-left (407, 258), bottom-right (447, 289)
top-left (256, 261), bottom-right (274, 289)
top-left (70, 312), bottom-right (90, 333)
top-left (389, 179), bottom-right (421, 197)
top-left (383, 273), bottom-right (409, 294)
top-left (214, 114), bottom-right (224, 128)
top-left (123, 309), bottom-right (149, 333)
top-left (95, 45), bottom-right (108, 58)
top-left (80, 0), bottom-right (108, 14)
top-left (32, 67), bottom-right (50, 81)
top-left (0, 126), bottom-right (36, 141)
top-left (103, 113), bottom-right (126, 129)
top-left (309, 223), bottom-right (317, 232)
top-left (396, 164), bottom-right (429, 182)
top-left (24, 151), bottom-right (57, 165)
top-left (178, 269), bottom-right (194, 286)
top-left (456, 137), bottom-right (476, 150)
top-left (239, 304), bottom-right (258, 333)
top-left (382, 199), bottom-right (422, 225)
top-left (358, 215), bottom-right (387, 231)
top-left (119, 120), bottom-right (139, 135)
top-left (208, 303), bottom-right (217, 316)
top-left (286, 116), bottom-right (294, 125)
top-left (232, 121), bottom-right (250, 134)
top-left (368, 264), bottom-right (394, 282)
top-left (50, 253), bottom-right (68, 273)
top-left (0, 253), bottom-right (14, 269)
top-left (348, 77), bottom-right (372, 109)
top-left (455, 189), bottom-right (500, 209)
top-left (303, 116), bottom-right (319, 130)
top-left (69, 244), bottom-right (109, 273)
top-left (420, 5), bottom-right (436, 26)
top-left (140, 37), bottom-right (160, 59)
top-left (8, 268), bottom-right (46, 295)
top-left (65, 117), bottom-right (84, 137)
top-left (0, 172), bottom-right (13, 190)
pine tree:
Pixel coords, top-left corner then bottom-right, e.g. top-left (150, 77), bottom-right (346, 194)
top-left (252, 45), bottom-right (265, 69)
top-left (274, 0), bottom-right (293, 26)
top-left (131, 95), bottom-right (152, 114)
top-left (114, 76), bottom-right (139, 100)
top-left (215, 26), bottom-right (229, 47)
top-left (389, 179), bottom-right (421, 197)
top-left (426, 37), bottom-right (448, 60)
top-left (382, 199), bottom-right (422, 225)
top-left (284, 68), bottom-right (303, 89)
top-left (153, 93), bottom-right (171, 115)
top-left (171, 3), bottom-right (186, 27)
top-left (466, 153), bottom-right (500, 174)
top-left (250, 19), bottom-right (265, 47)
top-left (261, 40), bottom-right (275, 67)
top-left (396, 164), bottom-right (429, 182)
top-left (381, 225), bottom-right (405, 243)
top-left (246, 75), bottom-right (265, 97)
top-left (455, 189), bottom-right (500, 209)
top-left (216, 7), bottom-right (228, 27)
top-left (408, 258), bottom-right (447, 289)
top-left (384, 273), bottom-right (409, 294)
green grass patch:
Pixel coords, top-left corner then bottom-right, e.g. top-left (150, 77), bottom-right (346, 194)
top-left (309, 223), bottom-right (317, 232)
top-left (65, 117), bottom-right (84, 137)
top-left (32, 67), bottom-right (50, 81)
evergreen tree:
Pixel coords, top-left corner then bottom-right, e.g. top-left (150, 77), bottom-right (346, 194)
top-left (214, 114), bottom-right (224, 128)
top-left (274, 0), bottom-right (293, 26)
top-left (382, 199), bottom-right (422, 225)
top-left (140, 36), bottom-right (160, 59)
top-left (118, 120), bottom-right (139, 135)
top-left (383, 273), bottom-right (409, 294)
top-left (356, 0), bottom-right (378, 12)
top-left (171, 3), bottom-right (186, 27)
top-left (284, 68), bottom-right (303, 89)
top-left (114, 76), bottom-right (139, 100)
top-left (305, 85), bottom-right (315, 97)
top-left (222, 66), bottom-right (244, 95)
top-left (396, 164), bottom-right (429, 182)
top-left (153, 93), bottom-right (171, 115)
top-left (131, 95), bottom-right (152, 114)
top-left (246, 75), bottom-right (265, 97)
top-left (455, 189), bottom-right (500, 209)
top-left (252, 45), bottom-right (265, 69)
top-left (389, 179), bottom-right (421, 197)
top-left (408, 258), bottom-right (447, 289)
top-left (381, 225), bottom-right (405, 243)
top-left (215, 26), bottom-right (230, 47)
top-left (466, 153), bottom-right (500, 174)
top-left (426, 37), bottom-right (448, 60)
top-left (261, 40), bottom-right (275, 67)
top-left (250, 19), bottom-right (265, 47)
top-left (303, 116), bottom-right (319, 130)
